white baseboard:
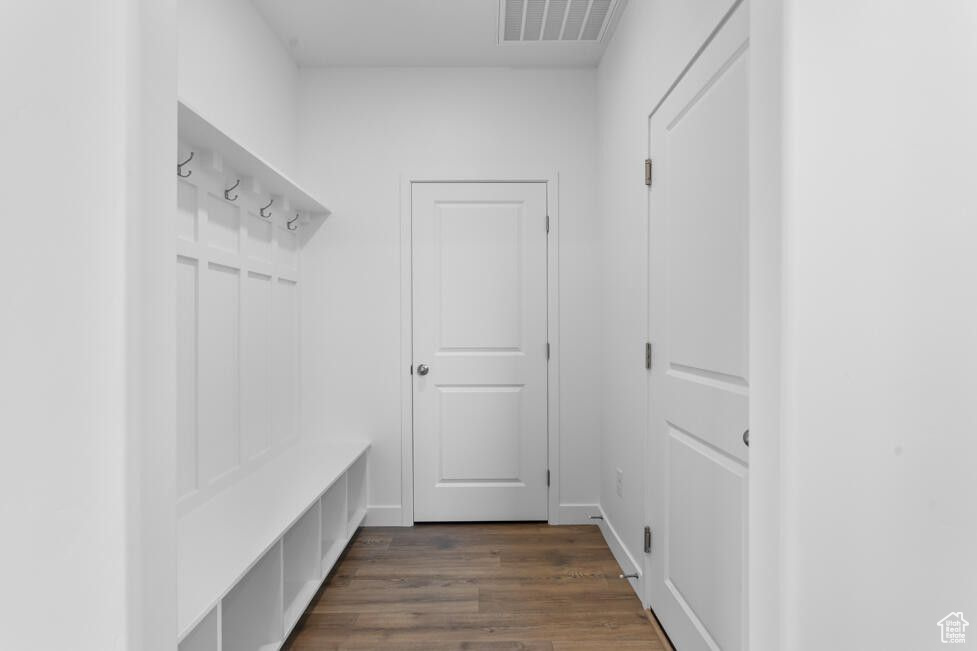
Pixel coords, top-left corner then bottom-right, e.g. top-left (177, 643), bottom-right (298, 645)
top-left (363, 504), bottom-right (405, 526)
top-left (595, 504), bottom-right (644, 602)
top-left (553, 503), bottom-right (602, 525)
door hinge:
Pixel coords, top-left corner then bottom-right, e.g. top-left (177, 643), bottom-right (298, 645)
top-left (644, 159), bottom-right (653, 187)
top-left (410, 364), bottom-right (414, 375)
top-left (645, 342), bottom-right (652, 370)
top-left (547, 469), bottom-right (551, 487)
top-left (644, 526), bottom-right (652, 554)
top-left (546, 342), bottom-right (550, 360)
top-left (545, 214), bottom-right (550, 233)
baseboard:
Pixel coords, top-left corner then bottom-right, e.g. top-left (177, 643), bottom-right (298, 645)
top-left (366, 503), bottom-right (603, 527)
top-left (595, 504), bottom-right (644, 601)
top-left (363, 504), bottom-right (405, 526)
top-left (553, 503), bottom-right (602, 525)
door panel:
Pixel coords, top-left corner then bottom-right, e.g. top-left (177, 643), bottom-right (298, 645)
top-left (412, 182), bottom-right (548, 521)
top-left (439, 204), bottom-right (523, 349)
top-left (665, 428), bottom-right (747, 651)
top-left (646, 4), bottom-right (750, 650)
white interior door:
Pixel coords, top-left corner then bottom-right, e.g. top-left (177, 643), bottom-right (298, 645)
top-left (412, 182), bottom-right (549, 521)
top-left (645, 4), bottom-right (749, 650)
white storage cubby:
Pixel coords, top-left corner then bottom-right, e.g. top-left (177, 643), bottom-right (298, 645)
top-left (346, 454), bottom-right (368, 532)
top-left (221, 542), bottom-right (283, 651)
top-left (177, 437), bottom-right (368, 647)
top-left (320, 475), bottom-right (348, 576)
top-left (178, 605), bottom-right (219, 651)
top-left (283, 502), bottom-right (322, 632)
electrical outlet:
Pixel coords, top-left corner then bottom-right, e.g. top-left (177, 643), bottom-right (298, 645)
top-left (616, 468), bottom-right (624, 497)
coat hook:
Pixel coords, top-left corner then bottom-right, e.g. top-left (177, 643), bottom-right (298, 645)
top-left (287, 212), bottom-right (300, 231)
top-left (177, 152), bottom-right (194, 178)
top-left (260, 198), bottom-right (274, 220)
top-left (224, 179), bottom-right (240, 202)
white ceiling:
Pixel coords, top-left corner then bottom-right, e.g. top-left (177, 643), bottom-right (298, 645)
top-left (251, 0), bottom-right (623, 68)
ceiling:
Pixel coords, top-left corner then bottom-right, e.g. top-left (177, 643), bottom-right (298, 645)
top-left (251, 0), bottom-right (624, 68)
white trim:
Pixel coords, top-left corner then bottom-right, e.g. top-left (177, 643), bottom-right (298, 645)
top-left (364, 505), bottom-right (404, 527)
top-left (555, 503), bottom-right (601, 525)
top-left (596, 505), bottom-right (644, 603)
top-left (399, 176), bottom-right (414, 526)
top-left (399, 170), bottom-right (562, 525)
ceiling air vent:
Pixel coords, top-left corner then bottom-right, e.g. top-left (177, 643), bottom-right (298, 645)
top-left (500, 0), bottom-right (620, 43)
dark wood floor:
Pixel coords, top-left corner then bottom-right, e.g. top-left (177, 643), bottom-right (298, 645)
top-left (284, 523), bottom-right (669, 650)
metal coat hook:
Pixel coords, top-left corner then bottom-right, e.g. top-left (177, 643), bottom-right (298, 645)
top-left (177, 152), bottom-right (194, 178)
top-left (224, 179), bottom-right (240, 202)
top-left (287, 212), bottom-right (300, 231)
top-left (259, 198), bottom-right (274, 220)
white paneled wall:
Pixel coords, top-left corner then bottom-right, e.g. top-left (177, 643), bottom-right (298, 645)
top-left (176, 147), bottom-right (301, 512)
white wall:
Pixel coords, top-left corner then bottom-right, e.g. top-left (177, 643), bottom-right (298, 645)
top-left (777, 3), bottom-right (977, 649)
top-left (595, 0), bottom-right (736, 598)
top-left (178, 0), bottom-right (299, 175)
top-left (0, 1), bottom-right (176, 649)
top-left (297, 67), bottom-right (600, 523)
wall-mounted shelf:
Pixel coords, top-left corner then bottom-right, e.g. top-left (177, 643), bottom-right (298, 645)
top-left (177, 437), bottom-right (369, 647)
top-left (177, 100), bottom-right (330, 243)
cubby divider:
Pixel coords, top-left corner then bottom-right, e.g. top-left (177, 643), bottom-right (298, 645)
top-left (346, 455), bottom-right (368, 532)
top-left (320, 474), bottom-right (348, 577)
top-left (221, 542), bottom-right (283, 651)
top-left (283, 502), bottom-right (322, 632)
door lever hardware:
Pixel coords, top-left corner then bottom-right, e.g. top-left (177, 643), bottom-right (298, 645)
top-left (416, 364), bottom-right (430, 376)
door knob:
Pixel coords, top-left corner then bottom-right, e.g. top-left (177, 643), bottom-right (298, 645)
top-left (743, 429), bottom-right (750, 447)
top-left (416, 364), bottom-right (429, 376)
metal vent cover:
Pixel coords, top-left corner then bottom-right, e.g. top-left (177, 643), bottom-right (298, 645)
top-left (499, 0), bottom-right (620, 43)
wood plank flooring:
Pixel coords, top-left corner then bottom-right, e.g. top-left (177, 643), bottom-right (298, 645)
top-left (285, 523), bottom-right (670, 650)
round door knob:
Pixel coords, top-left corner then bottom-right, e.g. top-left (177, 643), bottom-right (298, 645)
top-left (743, 429), bottom-right (750, 447)
top-left (417, 364), bottom-right (430, 376)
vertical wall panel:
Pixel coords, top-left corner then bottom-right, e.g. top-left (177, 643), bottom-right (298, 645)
top-left (274, 278), bottom-right (299, 444)
top-left (242, 271), bottom-right (273, 460)
top-left (247, 214), bottom-right (273, 263)
top-left (277, 229), bottom-right (299, 273)
top-left (207, 194), bottom-right (241, 253)
top-left (176, 256), bottom-right (199, 498)
top-left (198, 262), bottom-right (241, 484)
top-left (177, 180), bottom-right (199, 242)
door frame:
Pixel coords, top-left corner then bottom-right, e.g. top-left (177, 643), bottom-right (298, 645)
top-left (398, 170), bottom-right (561, 526)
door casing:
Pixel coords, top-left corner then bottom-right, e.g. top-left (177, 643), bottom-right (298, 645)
top-left (398, 171), bottom-right (561, 526)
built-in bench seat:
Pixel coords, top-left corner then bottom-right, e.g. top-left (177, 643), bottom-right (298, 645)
top-left (177, 437), bottom-right (369, 650)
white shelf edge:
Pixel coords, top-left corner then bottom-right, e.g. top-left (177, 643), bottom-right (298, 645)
top-left (177, 99), bottom-right (331, 243)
